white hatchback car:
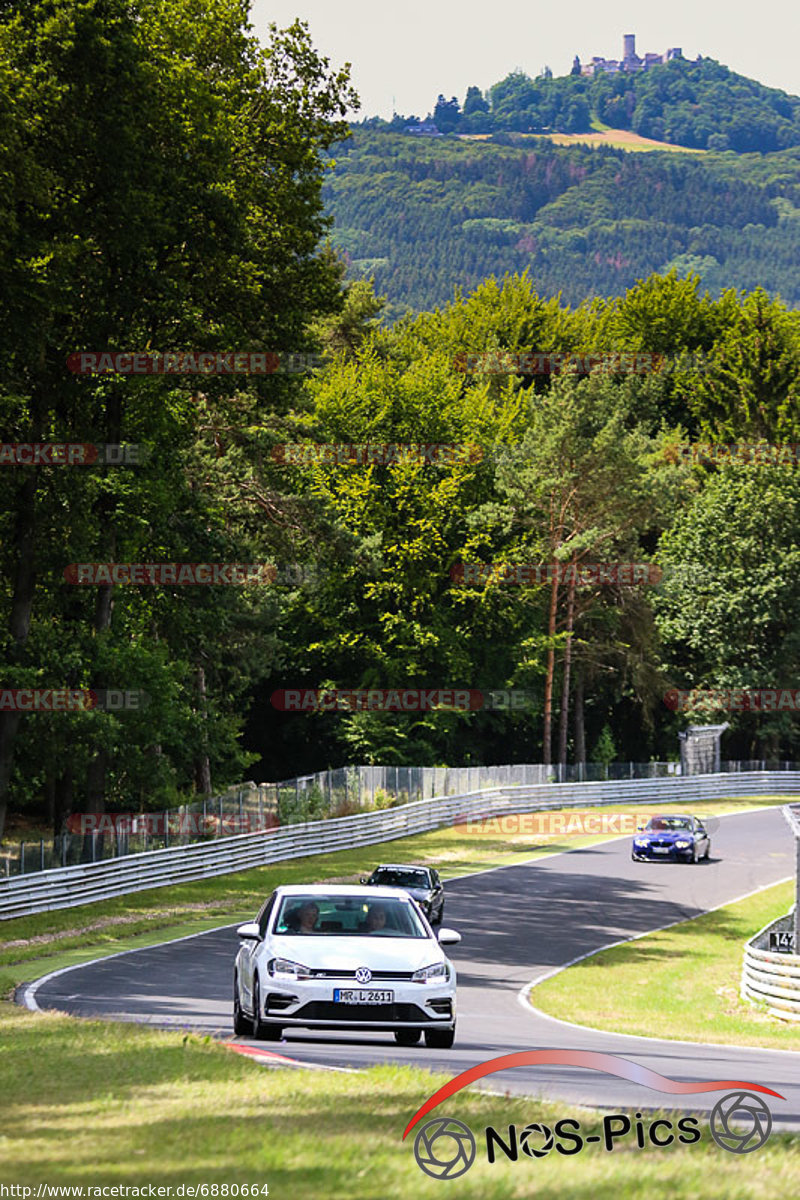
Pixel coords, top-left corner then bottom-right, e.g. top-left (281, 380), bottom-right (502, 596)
top-left (233, 884), bottom-right (460, 1047)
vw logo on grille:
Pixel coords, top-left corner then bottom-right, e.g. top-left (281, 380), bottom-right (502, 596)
top-left (355, 967), bottom-right (372, 984)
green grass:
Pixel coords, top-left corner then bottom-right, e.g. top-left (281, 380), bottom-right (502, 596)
top-left (530, 879), bottom-right (800, 1051)
top-left (0, 1001), bottom-right (797, 1196)
top-left (0, 797), bottom-right (783, 993)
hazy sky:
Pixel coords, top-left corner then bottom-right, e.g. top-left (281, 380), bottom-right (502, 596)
top-left (250, 0), bottom-right (798, 120)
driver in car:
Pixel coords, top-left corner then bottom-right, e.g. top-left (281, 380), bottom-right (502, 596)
top-left (292, 901), bottom-right (319, 933)
top-left (361, 903), bottom-right (387, 932)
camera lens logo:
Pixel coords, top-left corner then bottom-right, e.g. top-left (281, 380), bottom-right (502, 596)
top-left (520, 1122), bottom-right (554, 1157)
top-left (413, 1117), bottom-right (476, 1179)
top-left (710, 1091), bottom-right (772, 1153)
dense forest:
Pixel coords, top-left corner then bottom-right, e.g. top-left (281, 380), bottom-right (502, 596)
top-left (369, 57), bottom-right (800, 153)
top-left (2, 5), bottom-right (800, 839)
top-left (323, 132), bottom-right (800, 312)
top-left (249, 272), bottom-right (800, 783)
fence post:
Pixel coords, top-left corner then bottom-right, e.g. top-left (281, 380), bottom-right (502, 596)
top-left (40, 839), bottom-right (44, 871)
top-left (62, 834), bottom-right (67, 868)
top-left (20, 842), bottom-right (24, 875)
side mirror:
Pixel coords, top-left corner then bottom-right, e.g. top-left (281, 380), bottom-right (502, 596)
top-left (236, 922), bottom-right (261, 941)
top-left (437, 927), bottom-right (461, 946)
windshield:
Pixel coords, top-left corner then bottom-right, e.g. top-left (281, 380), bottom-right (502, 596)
top-left (370, 868), bottom-right (430, 888)
top-left (645, 816), bottom-right (692, 831)
top-left (272, 894), bottom-right (429, 937)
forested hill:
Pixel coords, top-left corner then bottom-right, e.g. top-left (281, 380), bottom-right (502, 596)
top-left (368, 58), bottom-right (800, 153)
top-left (323, 133), bottom-right (800, 313)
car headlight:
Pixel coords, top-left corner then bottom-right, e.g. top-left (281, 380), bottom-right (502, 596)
top-left (267, 957), bottom-right (312, 980)
top-left (675, 839), bottom-right (692, 849)
top-left (412, 962), bottom-right (449, 983)
top-left (634, 838), bottom-right (649, 846)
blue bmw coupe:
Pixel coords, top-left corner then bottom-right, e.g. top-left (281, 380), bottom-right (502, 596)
top-left (631, 814), bottom-right (711, 863)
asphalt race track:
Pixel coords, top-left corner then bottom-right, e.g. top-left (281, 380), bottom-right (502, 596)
top-left (23, 807), bottom-right (800, 1128)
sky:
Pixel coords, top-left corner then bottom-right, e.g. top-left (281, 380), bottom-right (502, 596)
top-left (250, 0), bottom-right (799, 120)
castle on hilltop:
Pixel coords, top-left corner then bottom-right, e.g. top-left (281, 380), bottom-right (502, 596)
top-left (573, 34), bottom-right (685, 78)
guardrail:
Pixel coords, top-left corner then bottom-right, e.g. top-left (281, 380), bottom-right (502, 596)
top-left (1, 770), bottom-right (798, 921)
top-left (741, 910), bottom-right (800, 1022)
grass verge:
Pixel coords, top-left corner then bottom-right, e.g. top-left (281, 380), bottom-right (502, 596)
top-left (0, 1000), bottom-right (797, 1196)
top-left (530, 879), bottom-right (800, 1051)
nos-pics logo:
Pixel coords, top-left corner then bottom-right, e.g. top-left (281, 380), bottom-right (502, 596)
top-left (404, 1051), bottom-right (781, 1179)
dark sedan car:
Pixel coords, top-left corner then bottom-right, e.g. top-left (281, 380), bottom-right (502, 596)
top-left (632, 814), bottom-right (711, 863)
top-left (361, 864), bottom-right (445, 924)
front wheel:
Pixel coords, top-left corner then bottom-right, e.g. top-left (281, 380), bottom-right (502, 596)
top-left (703, 841), bottom-right (711, 860)
top-left (691, 845), bottom-right (699, 864)
top-left (394, 1028), bottom-right (422, 1046)
top-left (424, 1025), bottom-right (455, 1049)
top-left (233, 974), bottom-right (249, 1036)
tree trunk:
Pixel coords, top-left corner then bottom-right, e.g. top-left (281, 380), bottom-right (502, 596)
top-left (54, 769), bottom-right (73, 838)
top-left (195, 663), bottom-right (213, 796)
top-left (82, 529), bottom-right (116, 859)
top-left (0, 473), bottom-right (39, 843)
top-left (574, 666), bottom-right (586, 768)
top-left (557, 565), bottom-right (578, 765)
top-left (542, 567), bottom-right (560, 767)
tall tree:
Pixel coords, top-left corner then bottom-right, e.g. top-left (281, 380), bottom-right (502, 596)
top-left (0, 0), bottom-right (355, 837)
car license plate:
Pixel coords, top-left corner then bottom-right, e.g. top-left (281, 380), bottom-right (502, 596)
top-left (334, 988), bottom-right (393, 1004)
top-left (653, 847), bottom-right (670, 853)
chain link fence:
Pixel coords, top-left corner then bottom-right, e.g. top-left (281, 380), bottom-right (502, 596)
top-left (3, 758), bottom-right (798, 878)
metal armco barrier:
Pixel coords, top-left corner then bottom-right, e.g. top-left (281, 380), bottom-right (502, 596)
top-left (1, 771), bottom-right (798, 921)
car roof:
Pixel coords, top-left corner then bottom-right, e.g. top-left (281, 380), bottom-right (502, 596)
top-left (647, 814), bottom-right (693, 820)
top-left (372, 863), bottom-right (431, 871)
top-left (274, 883), bottom-right (414, 899)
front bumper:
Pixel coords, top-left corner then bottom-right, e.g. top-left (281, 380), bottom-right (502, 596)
top-left (260, 979), bottom-right (456, 1029)
top-left (632, 842), bottom-right (694, 861)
